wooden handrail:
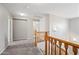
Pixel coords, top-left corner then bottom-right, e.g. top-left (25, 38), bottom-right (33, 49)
top-left (48, 36), bottom-right (79, 48)
top-left (34, 31), bottom-right (46, 47)
top-left (34, 32), bottom-right (79, 55)
top-left (44, 32), bottom-right (79, 55)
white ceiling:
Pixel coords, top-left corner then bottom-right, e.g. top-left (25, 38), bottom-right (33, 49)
top-left (2, 3), bottom-right (79, 18)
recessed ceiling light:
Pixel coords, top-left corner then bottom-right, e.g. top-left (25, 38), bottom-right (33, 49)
top-left (20, 13), bottom-right (25, 16)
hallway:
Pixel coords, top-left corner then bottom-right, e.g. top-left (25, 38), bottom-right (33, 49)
top-left (1, 40), bottom-right (42, 55)
top-left (0, 3), bottom-right (79, 55)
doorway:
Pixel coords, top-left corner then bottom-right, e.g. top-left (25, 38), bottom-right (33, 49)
top-left (13, 18), bottom-right (27, 41)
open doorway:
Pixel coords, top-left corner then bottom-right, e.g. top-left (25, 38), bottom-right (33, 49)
top-left (13, 18), bottom-right (28, 41)
top-left (32, 15), bottom-right (49, 42)
top-left (33, 15), bottom-right (49, 34)
top-left (33, 19), bottom-right (40, 34)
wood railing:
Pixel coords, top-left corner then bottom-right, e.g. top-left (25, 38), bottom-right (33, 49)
top-left (34, 31), bottom-right (45, 47)
top-left (34, 32), bottom-right (79, 55)
top-left (45, 32), bottom-right (79, 55)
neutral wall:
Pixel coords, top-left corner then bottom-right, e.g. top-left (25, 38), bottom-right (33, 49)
top-left (39, 14), bottom-right (49, 32)
top-left (69, 18), bottom-right (79, 42)
top-left (49, 14), bottom-right (69, 40)
top-left (0, 4), bottom-right (12, 54)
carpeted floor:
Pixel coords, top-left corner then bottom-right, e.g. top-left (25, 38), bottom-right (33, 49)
top-left (1, 40), bottom-right (42, 55)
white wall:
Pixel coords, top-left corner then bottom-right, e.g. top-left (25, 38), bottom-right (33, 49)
top-left (49, 14), bottom-right (69, 40)
top-left (69, 18), bottom-right (79, 42)
top-left (39, 14), bottom-right (49, 32)
top-left (69, 18), bottom-right (79, 35)
top-left (0, 4), bottom-right (12, 54)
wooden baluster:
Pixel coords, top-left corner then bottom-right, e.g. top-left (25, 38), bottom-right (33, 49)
top-left (45, 39), bottom-right (47, 55)
top-left (35, 36), bottom-right (37, 47)
top-left (35, 32), bottom-right (37, 47)
top-left (54, 40), bottom-right (57, 55)
top-left (64, 43), bottom-right (68, 55)
top-left (51, 39), bottom-right (53, 55)
top-left (48, 38), bottom-right (50, 55)
top-left (73, 46), bottom-right (78, 55)
top-left (45, 32), bottom-right (48, 55)
top-left (58, 41), bottom-right (61, 55)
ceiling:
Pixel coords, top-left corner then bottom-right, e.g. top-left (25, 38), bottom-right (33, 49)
top-left (2, 3), bottom-right (79, 18)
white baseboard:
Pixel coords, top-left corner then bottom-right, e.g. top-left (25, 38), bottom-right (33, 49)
top-left (0, 46), bottom-right (8, 54)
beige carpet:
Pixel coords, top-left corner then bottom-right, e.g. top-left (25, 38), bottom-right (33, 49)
top-left (1, 40), bottom-right (42, 55)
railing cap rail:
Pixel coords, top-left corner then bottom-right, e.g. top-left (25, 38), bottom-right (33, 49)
top-left (48, 36), bottom-right (79, 48)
